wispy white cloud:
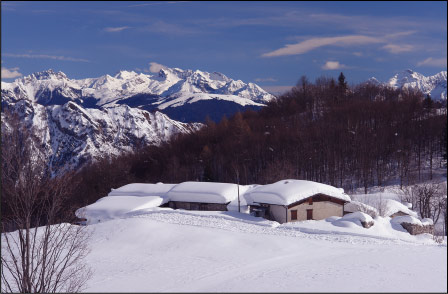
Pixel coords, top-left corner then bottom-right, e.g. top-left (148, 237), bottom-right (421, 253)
top-left (254, 77), bottom-right (277, 82)
top-left (1, 67), bottom-right (22, 79)
top-left (381, 44), bottom-right (414, 54)
top-left (148, 62), bottom-right (167, 73)
top-left (417, 57), bottom-right (447, 67)
top-left (104, 26), bottom-right (131, 33)
top-left (384, 31), bottom-right (418, 38)
top-left (322, 61), bottom-right (347, 70)
top-left (3, 53), bottom-right (90, 62)
top-left (262, 35), bottom-right (383, 57)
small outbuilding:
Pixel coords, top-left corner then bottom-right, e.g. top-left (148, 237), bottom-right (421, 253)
top-left (75, 196), bottom-right (166, 224)
top-left (165, 181), bottom-right (239, 211)
top-left (245, 179), bottom-right (351, 224)
top-left (76, 182), bottom-right (176, 224)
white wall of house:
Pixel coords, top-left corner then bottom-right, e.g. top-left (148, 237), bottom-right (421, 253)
top-left (287, 201), bottom-right (344, 222)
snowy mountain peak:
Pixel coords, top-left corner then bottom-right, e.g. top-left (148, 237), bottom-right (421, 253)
top-left (368, 69), bottom-right (447, 101)
top-left (365, 77), bottom-right (381, 85)
top-left (113, 70), bottom-right (138, 80)
top-left (24, 69), bottom-right (68, 81)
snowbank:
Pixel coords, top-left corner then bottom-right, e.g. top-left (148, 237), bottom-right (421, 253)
top-left (76, 196), bottom-right (165, 224)
top-left (166, 181), bottom-right (239, 204)
top-left (108, 183), bottom-right (176, 197)
top-left (245, 179), bottom-right (351, 205)
top-left (342, 212), bottom-right (373, 223)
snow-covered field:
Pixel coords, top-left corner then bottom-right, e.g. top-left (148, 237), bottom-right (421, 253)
top-left (83, 209), bottom-right (447, 292)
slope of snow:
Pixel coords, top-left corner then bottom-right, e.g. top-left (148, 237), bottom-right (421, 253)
top-left (68, 210), bottom-right (446, 292)
top-left (246, 179), bottom-right (350, 205)
top-left (155, 93), bottom-right (266, 109)
top-left (3, 187), bottom-right (447, 293)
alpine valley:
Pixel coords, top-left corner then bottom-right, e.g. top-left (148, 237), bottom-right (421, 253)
top-left (1, 67), bottom-right (446, 173)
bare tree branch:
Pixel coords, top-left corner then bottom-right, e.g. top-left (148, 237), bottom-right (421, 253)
top-left (1, 110), bottom-right (92, 293)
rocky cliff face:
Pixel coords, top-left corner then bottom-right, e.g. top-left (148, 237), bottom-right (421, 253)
top-left (1, 94), bottom-right (201, 174)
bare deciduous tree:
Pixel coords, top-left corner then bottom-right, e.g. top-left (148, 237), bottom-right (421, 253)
top-left (1, 112), bottom-right (92, 293)
top-left (399, 182), bottom-right (446, 225)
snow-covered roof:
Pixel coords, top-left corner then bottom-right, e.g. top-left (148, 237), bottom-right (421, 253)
top-left (245, 179), bottom-right (351, 206)
top-left (383, 199), bottom-right (418, 218)
top-left (391, 215), bottom-right (422, 226)
top-left (166, 181), bottom-right (238, 204)
top-left (76, 196), bottom-right (165, 224)
top-left (108, 183), bottom-right (176, 197)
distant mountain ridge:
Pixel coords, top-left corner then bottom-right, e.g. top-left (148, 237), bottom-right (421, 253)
top-left (1, 67), bottom-right (275, 122)
top-left (368, 69), bottom-right (447, 101)
top-left (1, 66), bottom-right (275, 173)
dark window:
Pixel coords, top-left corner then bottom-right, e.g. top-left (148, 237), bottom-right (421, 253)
top-left (307, 209), bottom-right (313, 220)
top-left (291, 210), bottom-right (297, 220)
top-left (308, 197), bottom-right (313, 205)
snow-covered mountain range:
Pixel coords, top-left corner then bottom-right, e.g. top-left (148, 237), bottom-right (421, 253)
top-left (1, 67), bottom-right (275, 122)
top-left (1, 66), bottom-right (274, 173)
top-left (369, 69), bottom-right (447, 101)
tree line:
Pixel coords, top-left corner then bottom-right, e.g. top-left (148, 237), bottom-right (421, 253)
top-left (64, 73), bottom-right (446, 210)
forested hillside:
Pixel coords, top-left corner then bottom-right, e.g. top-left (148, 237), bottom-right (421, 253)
top-left (67, 74), bottom-right (447, 209)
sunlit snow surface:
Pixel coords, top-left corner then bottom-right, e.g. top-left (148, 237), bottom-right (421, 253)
top-left (81, 209), bottom-right (446, 292)
top-left (70, 180), bottom-right (446, 292)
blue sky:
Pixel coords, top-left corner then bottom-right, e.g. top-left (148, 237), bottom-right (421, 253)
top-left (1, 1), bottom-right (447, 93)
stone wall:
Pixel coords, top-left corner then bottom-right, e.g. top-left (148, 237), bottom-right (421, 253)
top-left (400, 222), bottom-right (434, 235)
